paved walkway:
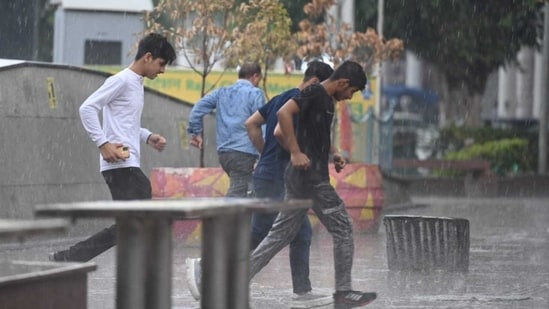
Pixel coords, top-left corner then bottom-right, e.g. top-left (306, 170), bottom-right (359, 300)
top-left (2, 197), bottom-right (549, 308)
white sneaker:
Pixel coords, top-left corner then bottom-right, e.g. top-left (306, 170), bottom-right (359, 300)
top-left (185, 258), bottom-right (202, 301)
top-left (291, 291), bottom-right (333, 308)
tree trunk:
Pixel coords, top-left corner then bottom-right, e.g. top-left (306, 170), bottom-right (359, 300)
top-left (464, 92), bottom-right (483, 127)
top-left (428, 68), bottom-right (451, 127)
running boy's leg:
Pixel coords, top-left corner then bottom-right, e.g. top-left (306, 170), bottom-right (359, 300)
top-left (249, 208), bottom-right (309, 279)
top-left (309, 181), bottom-right (377, 308)
top-left (252, 177), bottom-right (313, 294)
top-left (310, 181), bottom-right (354, 291)
top-left (51, 168), bottom-right (151, 261)
top-left (289, 216), bottom-right (312, 293)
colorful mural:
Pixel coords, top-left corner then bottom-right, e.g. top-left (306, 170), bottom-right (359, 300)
top-left (151, 164), bottom-right (384, 242)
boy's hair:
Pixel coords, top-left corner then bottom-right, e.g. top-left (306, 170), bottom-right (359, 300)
top-left (303, 61), bottom-right (334, 83)
top-left (238, 62), bottom-right (262, 79)
top-left (329, 61), bottom-right (367, 90)
top-left (135, 33), bottom-right (177, 65)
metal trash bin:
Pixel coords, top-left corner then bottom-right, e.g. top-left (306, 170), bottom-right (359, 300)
top-left (383, 215), bottom-right (469, 272)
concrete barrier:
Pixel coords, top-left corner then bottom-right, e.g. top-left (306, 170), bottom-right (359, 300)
top-left (0, 60), bottom-right (218, 221)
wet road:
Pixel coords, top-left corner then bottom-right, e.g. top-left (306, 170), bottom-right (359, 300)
top-left (2, 197), bottom-right (548, 308)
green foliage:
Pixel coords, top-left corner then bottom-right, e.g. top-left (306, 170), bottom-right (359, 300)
top-left (354, 0), bottom-right (378, 32)
top-left (435, 126), bottom-right (540, 176)
top-left (382, 0), bottom-right (543, 95)
top-left (226, 0), bottom-right (295, 68)
top-left (293, 0), bottom-right (403, 74)
top-left (279, 0), bottom-right (312, 32)
top-left (0, 0), bottom-right (55, 61)
top-left (438, 125), bottom-right (537, 152)
top-left (443, 138), bottom-right (533, 176)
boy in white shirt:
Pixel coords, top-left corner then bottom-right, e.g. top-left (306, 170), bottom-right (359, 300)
top-left (50, 33), bottom-right (176, 262)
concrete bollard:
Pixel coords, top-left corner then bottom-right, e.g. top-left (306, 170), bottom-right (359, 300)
top-left (383, 215), bottom-right (469, 272)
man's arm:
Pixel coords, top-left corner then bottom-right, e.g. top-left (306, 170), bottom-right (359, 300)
top-left (79, 76), bottom-right (126, 163)
top-left (146, 133), bottom-right (167, 151)
top-left (245, 111), bottom-right (266, 153)
top-left (276, 99), bottom-right (310, 169)
top-left (187, 91), bottom-right (219, 149)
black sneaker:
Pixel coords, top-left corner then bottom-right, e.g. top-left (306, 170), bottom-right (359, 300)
top-left (333, 290), bottom-right (377, 308)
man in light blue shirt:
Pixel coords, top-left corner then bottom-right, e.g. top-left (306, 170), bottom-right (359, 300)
top-left (187, 62), bottom-right (265, 197)
top-left (186, 63), bottom-right (265, 301)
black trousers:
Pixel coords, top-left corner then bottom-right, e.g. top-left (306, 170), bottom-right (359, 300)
top-left (59, 167), bottom-right (152, 261)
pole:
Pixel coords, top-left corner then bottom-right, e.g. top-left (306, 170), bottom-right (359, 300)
top-left (371, 0), bottom-right (384, 164)
top-left (376, 0), bottom-right (384, 115)
top-left (32, 0), bottom-right (40, 61)
top-left (538, 3), bottom-right (549, 174)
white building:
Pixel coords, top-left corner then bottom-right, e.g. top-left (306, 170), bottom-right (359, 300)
top-left (50, 0), bottom-right (153, 65)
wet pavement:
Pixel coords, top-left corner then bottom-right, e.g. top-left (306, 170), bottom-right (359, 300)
top-left (2, 197), bottom-right (548, 308)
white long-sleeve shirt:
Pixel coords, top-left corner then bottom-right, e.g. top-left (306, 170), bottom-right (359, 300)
top-left (79, 68), bottom-right (152, 172)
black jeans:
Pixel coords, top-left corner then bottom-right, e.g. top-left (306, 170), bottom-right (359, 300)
top-left (58, 167), bottom-right (152, 261)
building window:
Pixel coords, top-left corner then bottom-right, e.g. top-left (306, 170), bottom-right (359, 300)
top-left (84, 40), bottom-right (122, 65)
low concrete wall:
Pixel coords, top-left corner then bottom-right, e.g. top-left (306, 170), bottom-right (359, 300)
top-left (383, 174), bottom-right (549, 200)
top-left (0, 61), bottom-right (218, 219)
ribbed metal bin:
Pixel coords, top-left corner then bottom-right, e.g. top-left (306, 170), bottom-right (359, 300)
top-left (383, 215), bottom-right (469, 272)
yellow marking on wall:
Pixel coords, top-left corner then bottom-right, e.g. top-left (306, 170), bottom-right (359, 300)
top-left (194, 174), bottom-right (220, 187)
top-left (179, 121), bottom-right (189, 150)
top-left (308, 214), bottom-right (320, 227)
top-left (365, 192), bottom-right (374, 207)
top-left (46, 77), bottom-right (57, 109)
top-left (359, 207), bottom-right (374, 220)
top-left (92, 66), bottom-right (376, 109)
top-left (343, 167), bottom-right (368, 188)
top-left (189, 223), bottom-right (203, 240)
top-left (329, 175), bottom-right (337, 187)
top-left (212, 174), bottom-right (230, 194)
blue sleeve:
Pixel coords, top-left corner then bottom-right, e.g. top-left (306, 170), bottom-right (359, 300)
top-left (250, 89), bottom-right (266, 115)
top-left (187, 90), bottom-right (220, 135)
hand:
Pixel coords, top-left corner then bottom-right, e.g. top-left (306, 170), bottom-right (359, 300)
top-left (99, 142), bottom-right (125, 163)
top-left (291, 152), bottom-right (310, 170)
top-left (148, 134), bottom-right (167, 152)
top-left (189, 135), bottom-right (203, 149)
top-left (333, 153), bottom-right (347, 173)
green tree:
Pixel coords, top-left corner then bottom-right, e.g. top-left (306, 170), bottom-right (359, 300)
top-left (354, 0), bottom-right (377, 33)
top-left (145, 0), bottom-right (239, 167)
top-left (146, 0), bottom-right (296, 165)
top-left (145, 0), bottom-right (237, 98)
top-left (225, 0), bottom-right (295, 97)
top-left (279, 0), bottom-right (312, 32)
top-left (0, 0), bottom-right (54, 61)
top-left (380, 0), bottom-right (543, 126)
top-left (294, 0), bottom-right (403, 74)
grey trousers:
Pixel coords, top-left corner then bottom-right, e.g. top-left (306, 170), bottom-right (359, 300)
top-left (250, 180), bottom-right (354, 291)
top-left (218, 151), bottom-right (257, 197)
